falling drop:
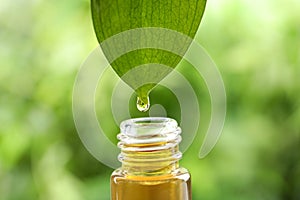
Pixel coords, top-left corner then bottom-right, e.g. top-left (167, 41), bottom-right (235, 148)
top-left (136, 95), bottom-right (150, 112)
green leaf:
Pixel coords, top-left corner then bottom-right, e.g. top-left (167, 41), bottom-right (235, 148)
top-left (91, 0), bottom-right (206, 109)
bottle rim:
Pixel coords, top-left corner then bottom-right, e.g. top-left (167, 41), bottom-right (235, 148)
top-left (120, 117), bottom-right (179, 137)
top-left (118, 117), bottom-right (181, 149)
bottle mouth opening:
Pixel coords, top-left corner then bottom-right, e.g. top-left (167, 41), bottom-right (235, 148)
top-left (120, 117), bottom-right (179, 137)
top-left (118, 117), bottom-right (181, 146)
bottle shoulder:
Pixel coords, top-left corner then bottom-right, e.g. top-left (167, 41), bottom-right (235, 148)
top-left (111, 167), bottom-right (190, 183)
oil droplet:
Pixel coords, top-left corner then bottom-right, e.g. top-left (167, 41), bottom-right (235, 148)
top-left (136, 95), bottom-right (150, 112)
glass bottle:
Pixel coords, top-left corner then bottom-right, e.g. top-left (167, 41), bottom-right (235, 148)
top-left (111, 117), bottom-right (191, 200)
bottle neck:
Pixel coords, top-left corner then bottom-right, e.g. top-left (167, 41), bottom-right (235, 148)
top-left (117, 117), bottom-right (182, 176)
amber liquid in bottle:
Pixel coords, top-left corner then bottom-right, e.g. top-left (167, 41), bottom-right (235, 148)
top-left (111, 117), bottom-right (191, 200)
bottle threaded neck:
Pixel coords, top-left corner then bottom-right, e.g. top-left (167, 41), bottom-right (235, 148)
top-left (117, 117), bottom-right (182, 175)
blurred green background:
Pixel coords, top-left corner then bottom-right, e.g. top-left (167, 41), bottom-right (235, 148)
top-left (1, 0), bottom-right (299, 199)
